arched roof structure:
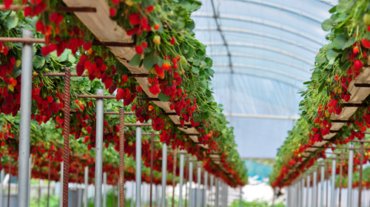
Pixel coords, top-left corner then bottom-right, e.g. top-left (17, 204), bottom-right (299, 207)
top-left (191, 0), bottom-right (335, 158)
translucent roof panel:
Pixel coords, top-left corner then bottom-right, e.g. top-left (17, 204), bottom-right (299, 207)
top-left (191, 0), bottom-right (335, 158)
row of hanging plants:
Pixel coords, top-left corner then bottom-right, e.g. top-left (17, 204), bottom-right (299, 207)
top-left (270, 0), bottom-right (370, 187)
top-left (0, 114), bottom-right (187, 186)
top-left (0, 0), bottom-right (247, 186)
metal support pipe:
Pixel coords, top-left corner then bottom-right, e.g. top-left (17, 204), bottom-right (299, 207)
top-left (28, 156), bottom-right (32, 207)
top-left (215, 179), bottom-right (220, 207)
top-left (136, 122), bottom-right (142, 207)
top-left (179, 152), bottom-right (185, 207)
top-left (94, 89), bottom-right (105, 207)
top-left (320, 165), bottom-right (325, 207)
top-left (313, 169), bottom-right (317, 207)
top-left (347, 143), bottom-right (354, 207)
top-left (210, 175), bottom-right (214, 207)
top-left (302, 179), bottom-right (305, 207)
top-left (17, 29), bottom-right (33, 207)
top-left (119, 109), bottom-right (125, 207)
top-left (286, 185), bottom-right (290, 207)
top-left (103, 172), bottom-right (107, 207)
top-left (150, 131), bottom-right (154, 207)
top-left (0, 169), bottom-right (3, 207)
top-left (197, 164), bottom-right (201, 207)
top-left (239, 187), bottom-right (242, 207)
top-left (359, 142), bottom-right (364, 207)
top-left (161, 144), bottom-right (167, 207)
top-left (84, 166), bottom-right (88, 207)
top-left (131, 182), bottom-right (135, 207)
top-left (204, 171), bottom-right (208, 207)
top-left (156, 185), bottom-right (159, 207)
top-left (78, 186), bottom-right (82, 207)
top-left (60, 162), bottom-right (63, 207)
top-left (330, 159), bottom-right (336, 207)
top-left (307, 174), bottom-right (310, 207)
top-left (297, 180), bottom-right (301, 206)
top-left (189, 158), bottom-right (193, 206)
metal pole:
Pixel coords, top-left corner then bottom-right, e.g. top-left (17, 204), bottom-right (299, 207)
top-left (136, 122), bottom-right (142, 207)
top-left (239, 187), bottom-right (242, 207)
top-left (84, 166), bottom-right (88, 207)
top-left (8, 160), bottom-right (11, 207)
top-left (94, 89), bottom-right (105, 207)
top-left (179, 152), bottom-right (185, 207)
top-left (156, 185), bottom-right (159, 207)
top-left (286, 185), bottom-right (290, 207)
top-left (119, 109), bottom-right (125, 207)
top-left (339, 152), bottom-right (343, 207)
top-left (28, 156), bottom-right (31, 207)
top-left (103, 172), bottom-right (107, 207)
top-left (204, 171), bottom-right (208, 207)
top-left (348, 143), bottom-right (354, 207)
top-left (47, 159), bottom-right (52, 207)
top-left (150, 131), bottom-right (154, 207)
top-left (326, 162), bottom-right (329, 207)
top-left (359, 142), bottom-right (364, 207)
top-left (78, 186), bottom-right (82, 207)
top-left (0, 169), bottom-right (3, 207)
top-left (189, 158), bottom-right (193, 207)
top-left (297, 180), bottom-right (301, 207)
top-left (161, 144), bottom-right (167, 207)
top-left (307, 174), bottom-right (310, 207)
top-left (313, 169), bottom-right (317, 207)
top-left (172, 149), bottom-right (177, 207)
top-left (215, 179), bottom-right (219, 207)
top-left (197, 164), bottom-right (201, 207)
top-left (131, 182), bottom-right (135, 207)
top-left (60, 162), bottom-right (63, 207)
top-left (210, 175), bottom-right (214, 207)
top-left (225, 182), bottom-right (228, 206)
top-left (330, 159), bottom-right (336, 207)
top-left (17, 29), bottom-right (33, 207)
top-left (320, 165), bottom-right (325, 207)
top-left (302, 179), bottom-right (305, 207)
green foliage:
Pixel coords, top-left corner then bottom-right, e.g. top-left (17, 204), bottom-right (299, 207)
top-left (229, 199), bottom-right (285, 207)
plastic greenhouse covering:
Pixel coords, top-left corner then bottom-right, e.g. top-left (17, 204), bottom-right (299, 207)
top-left (192, 0), bottom-right (336, 158)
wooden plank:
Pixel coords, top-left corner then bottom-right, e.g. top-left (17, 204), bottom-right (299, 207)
top-left (62, 0), bottom-right (203, 145)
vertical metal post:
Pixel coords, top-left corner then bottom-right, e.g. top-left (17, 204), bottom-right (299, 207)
top-left (17, 29), bottom-right (33, 207)
top-left (215, 179), bottom-right (219, 207)
top-left (94, 89), bottom-right (105, 207)
top-left (347, 143), bottom-right (354, 207)
top-left (84, 166), bottom-right (88, 207)
top-left (197, 164), bottom-right (201, 207)
top-left (320, 165), bottom-right (325, 207)
top-left (150, 131), bottom-right (154, 207)
top-left (0, 169), bottom-right (3, 207)
top-left (339, 152), bottom-right (343, 207)
top-left (136, 122), bottom-right (142, 207)
top-left (60, 162), bottom-right (63, 207)
top-left (210, 175), bottom-right (214, 207)
top-left (156, 185), bottom-right (160, 207)
top-left (161, 144), bottom-right (167, 207)
top-left (172, 149), bottom-right (177, 207)
top-left (131, 182), bottom-right (135, 207)
top-left (204, 171), bottom-right (208, 207)
top-left (225, 182), bottom-right (228, 206)
top-left (302, 179), bottom-right (305, 207)
top-left (286, 185), bottom-right (290, 207)
top-left (307, 174), bottom-right (310, 207)
top-left (103, 172), bottom-right (107, 207)
top-left (78, 186), bottom-right (82, 207)
top-left (239, 187), bottom-right (242, 207)
top-left (330, 159), bottom-right (336, 207)
top-left (47, 159), bottom-right (52, 207)
top-left (28, 156), bottom-right (31, 207)
top-left (119, 109), bottom-right (125, 207)
top-left (359, 142), bottom-right (364, 207)
top-left (313, 169), bottom-right (317, 207)
top-left (298, 180), bottom-right (301, 207)
top-left (189, 158), bottom-right (193, 207)
top-left (179, 152), bottom-right (185, 207)
top-left (8, 160), bottom-right (11, 207)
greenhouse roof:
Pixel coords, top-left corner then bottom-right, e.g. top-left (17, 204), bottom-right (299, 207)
top-left (192, 0), bottom-right (336, 158)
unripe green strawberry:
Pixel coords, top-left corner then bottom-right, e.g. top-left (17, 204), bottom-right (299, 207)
top-left (153, 35), bottom-right (161, 45)
top-left (364, 14), bottom-right (370, 25)
top-left (180, 55), bottom-right (187, 64)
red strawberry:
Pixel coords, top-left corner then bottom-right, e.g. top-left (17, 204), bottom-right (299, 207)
top-left (112, 0), bottom-right (119, 4)
top-left (83, 136), bottom-right (89, 144)
top-left (142, 42), bottom-right (148, 48)
top-left (354, 60), bottom-right (363, 70)
top-left (49, 12), bottom-right (59, 23)
top-left (137, 85), bottom-right (143, 93)
top-left (47, 96), bottom-right (53, 103)
top-left (149, 84), bottom-right (161, 95)
top-left (129, 13), bottom-right (140, 25)
top-left (4, 0), bottom-right (12, 9)
top-left (155, 65), bottom-right (164, 79)
top-left (110, 8), bottom-right (117, 17)
top-left (135, 45), bottom-right (143, 54)
top-left (83, 42), bottom-right (92, 51)
top-left (362, 39), bottom-right (370, 48)
top-left (24, 6), bottom-right (32, 17)
top-left (35, 21), bottom-right (44, 32)
top-left (170, 36), bottom-right (175, 45)
top-left (116, 88), bottom-right (125, 101)
top-left (122, 75), bottom-right (128, 83)
top-left (87, 126), bottom-right (92, 134)
top-left (146, 5), bottom-right (154, 12)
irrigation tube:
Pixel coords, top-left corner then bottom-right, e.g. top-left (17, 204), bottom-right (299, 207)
top-left (94, 89), bottom-right (104, 207)
top-left (161, 144), bottom-right (167, 207)
top-left (347, 143), bottom-right (354, 206)
top-left (18, 29), bottom-right (33, 207)
top-left (313, 169), bottom-right (317, 207)
top-left (136, 123), bottom-right (142, 207)
top-left (84, 166), bottom-right (88, 207)
top-left (330, 159), bottom-right (336, 207)
top-left (320, 165), bottom-right (325, 207)
top-left (178, 152), bottom-right (185, 207)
